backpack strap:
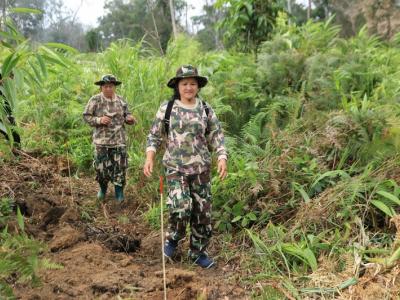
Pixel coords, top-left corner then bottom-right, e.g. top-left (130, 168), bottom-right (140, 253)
top-left (202, 101), bottom-right (210, 135)
top-left (164, 99), bottom-right (175, 136)
top-left (202, 100), bottom-right (209, 117)
top-left (164, 99), bottom-right (210, 136)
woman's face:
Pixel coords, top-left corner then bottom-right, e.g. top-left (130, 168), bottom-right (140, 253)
top-left (178, 77), bottom-right (199, 102)
top-left (101, 83), bottom-right (116, 99)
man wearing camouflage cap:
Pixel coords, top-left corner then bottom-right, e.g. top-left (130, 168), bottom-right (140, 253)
top-left (83, 74), bottom-right (136, 202)
top-left (143, 65), bottom-right (228, 268)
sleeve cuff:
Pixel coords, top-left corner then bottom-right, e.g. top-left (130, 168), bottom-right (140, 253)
top-left (96, 117), bottom-right (102, 125)
top-left (146, 146), bottom-right (157, 154)
top-left (218, 155), bottom-right (227, 161)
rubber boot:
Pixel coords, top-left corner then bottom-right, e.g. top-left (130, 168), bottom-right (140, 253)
top-left (114, 185), bottom-right (124, 202)
top-left (97, 182), bottom-right (108, 200)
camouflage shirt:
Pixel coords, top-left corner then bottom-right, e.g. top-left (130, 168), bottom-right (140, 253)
top-left (146, 98), bottom-right (227, 175)
top-left (83, 93), bottom-right (132, 147)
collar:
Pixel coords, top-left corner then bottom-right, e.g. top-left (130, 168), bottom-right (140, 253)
top-left (101, 92), bottom-right (117, 101)
top-left (175, 97), bottom-right (199, 109)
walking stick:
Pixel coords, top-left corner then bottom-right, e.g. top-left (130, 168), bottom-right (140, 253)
top-left (160, 176), bottom-right (167, 300)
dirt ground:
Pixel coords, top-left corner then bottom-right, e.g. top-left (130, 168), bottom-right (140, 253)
top-left (2, 152), bottom-right (400, 300)
top-left (0, 153), bottom-right (249, 300)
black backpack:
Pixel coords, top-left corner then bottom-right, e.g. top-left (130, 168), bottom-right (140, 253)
top-left (164, 99), bottom-right (210, 136)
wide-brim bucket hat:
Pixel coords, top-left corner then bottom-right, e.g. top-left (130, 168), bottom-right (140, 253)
top-left (167, 65), bottom-right (208, 89)
top-left (95, 74), bottom-right (122, 86)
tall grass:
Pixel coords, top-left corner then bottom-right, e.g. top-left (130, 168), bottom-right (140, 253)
top-left (2, 13), bottom-right (400, 297)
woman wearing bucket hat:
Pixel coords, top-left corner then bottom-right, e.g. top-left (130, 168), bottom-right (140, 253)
top-left (143, 65), bottom-right (228, 268)
top-left (83, 74), bottom-right (136, 202)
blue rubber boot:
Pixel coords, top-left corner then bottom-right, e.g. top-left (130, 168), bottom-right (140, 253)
top-left (97, 183), bottom-right (108, 200)
top-left (164, 239), bottom-right (178, 258)
top-left (114, 185), bottom-right (124, 202)
top-left (191, 252), bottom-right (215, 269)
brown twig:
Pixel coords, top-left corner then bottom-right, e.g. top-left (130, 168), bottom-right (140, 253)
top-left (12, 148), bottom-right (42, 164)
top-left (66, 150), bottom-right (75, 206)
top-left (102, 203), bottom-right (110, 220)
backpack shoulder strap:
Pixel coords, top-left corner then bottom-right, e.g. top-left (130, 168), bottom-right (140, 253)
top-left (202, 100), bottom-right (210, 135)
top-left (164, 99), bottom-right (175, 135)
top-left (202, 100), bottom-right (209, 117)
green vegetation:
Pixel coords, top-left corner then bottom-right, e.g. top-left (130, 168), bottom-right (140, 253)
top-left (2, 5), bottom-right (400, 298)
top-left (0, 203), bottom-right (61, 299)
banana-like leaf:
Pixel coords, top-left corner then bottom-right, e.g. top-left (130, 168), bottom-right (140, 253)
top-left (2, 52), bottom-right (21, 78)
top-left (35, 54), bottom-right (48, 79)
top-left (9, 7), bottom-right (42, 14)
top-left (0, 30), bottom-right (25, 42)
top-left (1, 79), bottom-right (17, 110)
top-left (292, 182), bottom-right (311, 203)
top-left (43, 42), bottom-right (79, 54)
top-left (311, 170), bottom-right (350, 190)
top-left (376, 190), bottom-right (400, 206)
top-left (1, 40), bottom-right (13, 49)
top-left (39, 46), bottom-right (70, 68)
top-left (371, 200), bottom-right (395, 217)
top-left (28, 62), bottom-right (43, 85)
top-left (281, 243), bottom-right (318, 272)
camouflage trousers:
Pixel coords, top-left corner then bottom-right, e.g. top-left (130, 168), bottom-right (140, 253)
top-left (165, 170), bottom-right (212, 255)
top-left (94, 146), bottom-right (127, 187)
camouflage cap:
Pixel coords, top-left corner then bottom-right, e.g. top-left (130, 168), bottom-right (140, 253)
top-left (94, 74), bottom-right (122, 86)
top-left (167, 65), bottom-right (208, 89)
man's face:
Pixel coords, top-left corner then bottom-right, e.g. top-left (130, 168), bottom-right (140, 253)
top-left (101, 83), bottom-right (116, 98)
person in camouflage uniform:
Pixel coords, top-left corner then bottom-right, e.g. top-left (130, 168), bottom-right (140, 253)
top-left (83, 74), bottom-right (136, 202)
top-left (143, 65), bottom-right (227, 268)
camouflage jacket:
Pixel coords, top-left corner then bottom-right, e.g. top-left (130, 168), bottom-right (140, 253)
top-left (146, 98), bottom-right (227, 175)
top-left (83, 93), bottom-right (132, 147)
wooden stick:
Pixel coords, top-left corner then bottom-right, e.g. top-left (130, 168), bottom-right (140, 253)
top-left (160, 176), bottom-right (167, 300)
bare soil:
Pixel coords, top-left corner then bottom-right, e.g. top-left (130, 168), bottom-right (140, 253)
top-left (0, 153), bottom-right (248, 300)
top-left (3, 152), bottom-right (400, 299)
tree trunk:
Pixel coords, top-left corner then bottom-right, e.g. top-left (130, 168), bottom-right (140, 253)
top-left (185, 2), bottom-right (188, 32)
top-left (287, 0), bottom-right (292, 14)
top-left (168, 0), bottom-right (177, 40)
top-left (308, 0), bottom-right (312, 20)
top-left (147, 0), bottom-right (164, 55)
top-left (1, 0), bottom-right (6, 30)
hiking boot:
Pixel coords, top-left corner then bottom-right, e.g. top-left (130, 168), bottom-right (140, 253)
top-left (114, 185), bottom-right (124, 202)
top-left (191, 252), bottom-right (215, 269)
top-left (164, 239), bottom-right (178, 258)
top-left (97, 183), bottom-right (108, 200)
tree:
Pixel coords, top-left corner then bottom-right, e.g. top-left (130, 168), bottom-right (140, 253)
top-left (311, 0), bottom-right (332, 20)
top-left (96, 0), bottom-right (186, 52)
top-left (168, 0), bottom-right (177, 39)
top-left (85, 29), bottom-right (101, 52)
top-left (192, 0), bottom-right (225, 50)
top-left (6, 0), bottom-right (45, 39)
top-left (216, 0), bottom-right (283, 58)
top-left (1, 0), bottom-right (89, 50)
top-left (321, 0), bottom-right (400, 39)
top-left (1, 0), bottom-right (6, 29)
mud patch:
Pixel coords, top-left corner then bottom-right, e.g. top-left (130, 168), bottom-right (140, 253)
top-left (85, 223), bottom-right (141, 253)
top-left (49, 225), bottom-right (85, 252)
top-left (3, 154), bottom-right (249, 299)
